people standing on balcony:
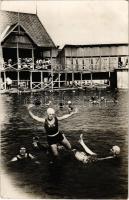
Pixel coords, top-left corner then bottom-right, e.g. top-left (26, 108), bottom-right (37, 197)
top-left (7, 59), bottom-right (12, 67)
top-left (0, 77), bottom-right (4, 90)
top-left (6, 77), bottom-right (12, 90)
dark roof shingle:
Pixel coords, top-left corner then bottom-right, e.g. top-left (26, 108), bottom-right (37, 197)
top-left (0, 10), bottom-right (55, 48)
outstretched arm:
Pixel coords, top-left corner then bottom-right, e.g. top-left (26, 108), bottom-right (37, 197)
top-left (28, 104), bottom-right (45, 123)
top-left (10, 157), bottom-right (18, 162)
top-left (57, 107), bottom-right (78, 121)
top-left (28, 153), bottom-right (40, 164)
top-left (78, 134), bottom-right (96, 156)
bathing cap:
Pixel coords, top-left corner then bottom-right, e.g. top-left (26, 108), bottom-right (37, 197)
top-left (68, 101), bottom-right (72, 104)
top-left (33, 136), bottom-right (39, 141)
top-left (20, 147), bottom-right (26, 150)
top-left (111, 145), bottom-right (120, 155)
top-left (47, 108), bottom-right (55, 115)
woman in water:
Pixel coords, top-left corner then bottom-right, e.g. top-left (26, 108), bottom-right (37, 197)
top-left (73, 134), bottom-right (120, 164)
top-left (28, 104), bottom-right (78, 160)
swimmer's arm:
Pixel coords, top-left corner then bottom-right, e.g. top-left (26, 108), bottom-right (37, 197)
top-left (28, 153), bottom-right (35, 160)
top-left (97, 155), bottom-right (116, 161)
top-left (28, 104), bottom-right (45, 123)
top-left (57, 107), bottom-right (78, 120)
top-left (10, 157), bottom-right (18, 162)
top-left (29, 153), bottom-right (40, 164)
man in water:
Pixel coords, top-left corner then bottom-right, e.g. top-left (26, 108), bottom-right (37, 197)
top-left (32, 136), bottom-right (49, 152)
top-left (28, 105), bottom-right (78, 160)
top-left (73, 134), bottom-right (120, 164)
top-left (10, 147), bottom-right (40, 164)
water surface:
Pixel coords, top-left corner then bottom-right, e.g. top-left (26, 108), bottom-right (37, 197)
top-left (1, 89), bottom-right (128, 199)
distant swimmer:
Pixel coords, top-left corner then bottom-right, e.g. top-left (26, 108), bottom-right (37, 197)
top-left (73, 134), bottom-right (120, 164)
top-left (28, 105), bottom-right (78, 161)
top-left (59, 102), bottom-right (64, 110)
top-left (9, 147), bottom-right (40, 164)
top-left (100, 96), bottom-right (105, 101)
top-left (89, 96), bottom-right (99, 104)
top-left (45, 100), bottom-right (52, 107)
top-left (34, 100), bottom-right (41, 106)
top-left (67, 101), bottom-right (74, 113)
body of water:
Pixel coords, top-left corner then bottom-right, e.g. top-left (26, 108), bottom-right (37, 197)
top-left (1, 89), bottom-right (128, 199)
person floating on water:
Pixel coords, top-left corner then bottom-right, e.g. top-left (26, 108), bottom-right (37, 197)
top-left (28, 104), bottom-right (78, 161)
top-left (73, 134), bottom-right (120, 164)
top-left (9, 147), bottom-right (40, 164)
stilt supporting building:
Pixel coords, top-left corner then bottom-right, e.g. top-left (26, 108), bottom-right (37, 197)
top-left (0, 10), bottom-right (128, 92)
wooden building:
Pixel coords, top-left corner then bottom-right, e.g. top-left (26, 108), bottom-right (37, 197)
top-left (57, 44), bottom-right (128, 88)
top-left (0, 10), bottom-right (128, 91)
top-left (0, 10), bottom-right (59, 91)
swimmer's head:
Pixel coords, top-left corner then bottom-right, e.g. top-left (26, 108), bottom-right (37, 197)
top-left (47, 108), bottom-right (55, 120)
top-left (34, 100), bottom-right (41, 106)
top-left (68, 101), bottom-right (71, 104)
top-left (33, 136), bottom-right (39, 142)
top-left (19, 147), bottom-right (26, 155)
top-left (111, 145), bottom-right (120, 155)
top-left (100, 97), bottom-right (104, 101)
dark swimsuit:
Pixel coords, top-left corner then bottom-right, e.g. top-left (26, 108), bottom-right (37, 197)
top-left (16, 153), bottom-right (32, 162)
top-left (44, 117), bottom-right (64, 145)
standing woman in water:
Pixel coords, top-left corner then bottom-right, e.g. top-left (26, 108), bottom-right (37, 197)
top-left (28, 104), bottom-right (78, 160)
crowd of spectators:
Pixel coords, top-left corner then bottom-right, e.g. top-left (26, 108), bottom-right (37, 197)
top-left (3, 58), bottom-right (52, 70)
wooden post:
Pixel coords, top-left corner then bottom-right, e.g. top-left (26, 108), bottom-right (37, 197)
top-left (50, 49), bottom-right (53, 92)
top-left (4, 71), bottom-right (6, 90)
top-left (58, 72), bottom-right (60, 88)
top-left (109, 71), bottom-right (110, 86)
top-left (40, 71), bottom-right (42, 89)
top-left (65, 72), bottom-right (67, 86)
top-left (30, 71), bottom-right (32, 89)
top-left (72, 71), bottom-right (74, 85)
top-left (100, 56), bottom-right (101, 72)
top-left (17, 42), bottom-right (19, 68)
top-left (41, 71), bottom-right (43, 88)
top-left (17, 42), bottom-right (19, 88)
top-left (109, 56), bottom-right (110, 71)
top-left (32, 48), bottom-right (34, 70)
top-left (17, 71), bottom-right (19, 89)
top-left (81, 72), bottom-right (82, 87)
top-left (71, 47), bottom-right (73, 73)
top-left (91, 56), bottom-right (93, 85)
top-left (91, 72), bottom-right (93, 85)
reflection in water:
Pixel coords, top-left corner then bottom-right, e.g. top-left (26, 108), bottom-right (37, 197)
top-left (1, 90), bottom-right (128, 199)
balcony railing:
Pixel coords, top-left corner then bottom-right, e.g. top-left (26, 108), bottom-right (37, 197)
top-left (1, 57), bottom-right (128, 72)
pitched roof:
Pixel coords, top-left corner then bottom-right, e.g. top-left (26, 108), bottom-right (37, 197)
top-left (0, 10), bottom-right (56, 48)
